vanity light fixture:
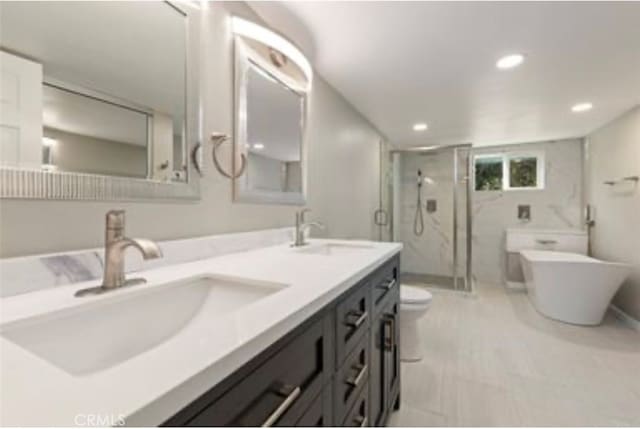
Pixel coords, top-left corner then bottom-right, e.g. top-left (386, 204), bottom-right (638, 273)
top-left (496, 54), bottom-right (524, 69)
top-left (571, 102), bottom-right (593, 113)
top-left (231, 16), bottom-right (313, 91)
top-left (42, 137), bottom-right (57, 147)
top-left (253, 143), bottom-right (265, 150)
top-left (413, 123), bottom-right (428, 131)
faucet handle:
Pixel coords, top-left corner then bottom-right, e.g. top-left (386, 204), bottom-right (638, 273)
top-left (106, 210), bottom-right (126, 230)
top-left (299, 208), bottom-right (311, 222)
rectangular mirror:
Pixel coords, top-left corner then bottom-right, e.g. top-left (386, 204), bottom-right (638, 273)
top-left (0, 1), bottom-right (199, 200)
top-left (233, 19), bottom-right (312, 205)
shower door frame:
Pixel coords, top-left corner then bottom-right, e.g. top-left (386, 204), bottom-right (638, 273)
top-left (388, 144), bottom-right (474, 292)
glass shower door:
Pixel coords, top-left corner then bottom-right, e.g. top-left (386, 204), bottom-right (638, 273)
top-left (387, 145), bottom-right (472, 292)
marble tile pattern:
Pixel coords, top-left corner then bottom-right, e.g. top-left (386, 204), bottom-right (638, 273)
top-left (395, 150), bottom-right (465, 278)
top-left (388, 284), bottom-right (640, 427)
top-left (0, 227), bottom-right (295, 298)
top-left (471, 139), bottom-right (584, 284)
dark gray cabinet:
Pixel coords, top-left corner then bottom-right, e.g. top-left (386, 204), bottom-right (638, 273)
top-left (369, 262), bottom-right (400, 427)
top-left (163, 254), bottom-right (400, 427)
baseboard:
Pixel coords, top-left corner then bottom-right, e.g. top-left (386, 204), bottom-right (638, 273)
top-left (610, 304), bottom-right (640, 332)
top-left (505, 280), bottom-right (526, 291)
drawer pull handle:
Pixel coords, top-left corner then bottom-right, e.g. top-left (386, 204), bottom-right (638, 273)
top-left (377, 278), bottom-right (396, 291)
top-left (261, 385), bottom-right (301, 427)
top-left (346, 364), bottom-right (368, 387)
top-left (383, 314), bottom-right (395, 351)
top-left (354, 415), bottom-right (368, 427)
top-left (346, 311), bottom-right (368, 329)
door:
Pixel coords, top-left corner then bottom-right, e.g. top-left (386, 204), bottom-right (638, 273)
top-left (374, 139), bottom-right (392, 241)
top-left (369, 290), bottom-right (400, 426)
top-left (382, 297), bottom-right (400, 409)
top-left (0, 51), bottom-right (43, 168)
top-left (369, 310), bottom-right (387, 426)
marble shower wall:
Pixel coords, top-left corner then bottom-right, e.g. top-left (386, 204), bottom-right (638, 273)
top-left (472, 139), bottom-right (584, 284)
top-left (394, 150), bottom-right (461, 278)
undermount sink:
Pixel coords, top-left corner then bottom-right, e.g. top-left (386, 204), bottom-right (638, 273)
top-left (1, 275), bottom-right (285, 376)
top-left (294, 242), bottom-right (374, 256)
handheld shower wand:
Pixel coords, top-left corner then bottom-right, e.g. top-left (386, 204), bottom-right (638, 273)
top-left (414, 169), bottom-right (425, 236)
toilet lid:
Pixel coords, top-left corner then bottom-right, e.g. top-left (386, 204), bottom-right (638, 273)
top-left (400, 285), bottom-right (433, 304)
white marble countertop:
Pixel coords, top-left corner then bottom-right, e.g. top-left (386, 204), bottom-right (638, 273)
top-left (0, 239), bottom-right (401, 427)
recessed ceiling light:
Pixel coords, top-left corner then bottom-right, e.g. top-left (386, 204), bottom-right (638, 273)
top-left (413, 123), bottom-right (428, 131)
top-left (496, 54), bottom-right (524, 69)
top-left (571, 102), bottom-right (593, 113)
top-left (253, 143), bottom-right (265, 150)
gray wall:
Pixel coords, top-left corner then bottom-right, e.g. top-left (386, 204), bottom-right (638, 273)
top-left (245, 152), bottom-right (284, 192)
top-left (472, 139), bottom-right (584, 284)
top-left (44, 128), bottom-right (147, 178)
top-left (585, 106), bottom-right (640, 320)
top-left (0, 2), bottom-right (384, 258)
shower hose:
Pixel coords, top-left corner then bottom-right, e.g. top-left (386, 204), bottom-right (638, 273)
top-left (414, 170), bottom-right (425, 236)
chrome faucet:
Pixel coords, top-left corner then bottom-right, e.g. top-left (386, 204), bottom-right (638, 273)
top-left (75, 210), bottom-right (162, 297)
top-left (293, 209), bottom-right (325, 247)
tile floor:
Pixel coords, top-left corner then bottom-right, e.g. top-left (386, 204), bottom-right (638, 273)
top-left (388, 284), bottom-right (640, 427)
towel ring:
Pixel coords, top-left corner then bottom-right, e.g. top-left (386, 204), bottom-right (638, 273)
top-left (211, 133), bottom-right (246, 179)
top-left (191, 142), bottom-right (204, 176)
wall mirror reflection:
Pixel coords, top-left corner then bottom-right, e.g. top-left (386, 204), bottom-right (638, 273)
top-left (0, 1), bottom-right (196, 199)
top-left (244, 63), bottom-right (303, 194)
top-left (233, 17), bottom-right (312, 205)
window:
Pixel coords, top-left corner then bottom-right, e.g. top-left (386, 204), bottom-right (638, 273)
top-left (474, 151), bottom-right (544, 191)
top-left (475, 155), bottom-right (503, 191)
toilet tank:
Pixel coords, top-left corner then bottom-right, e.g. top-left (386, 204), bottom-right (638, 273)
top-left (504, 229), bottom-right (588, 288)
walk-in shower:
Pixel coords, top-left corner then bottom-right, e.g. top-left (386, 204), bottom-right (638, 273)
top-left (387, 145), bottom-right (473, 292)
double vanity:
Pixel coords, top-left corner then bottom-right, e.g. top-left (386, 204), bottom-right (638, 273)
top-left (0, 233), bottom-right (402, 426)
top-left (0, 2), bottom-right (401, 426)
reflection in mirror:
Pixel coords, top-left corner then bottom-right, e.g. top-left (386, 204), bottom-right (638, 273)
top-left (233, 17), bottom-right (312, 205)
top-left (42, 84), bottom-right (149, 178)
top-left (0, 1), bottom-right (187, 183)
top-left (244, 64), bottom-right (303, 193)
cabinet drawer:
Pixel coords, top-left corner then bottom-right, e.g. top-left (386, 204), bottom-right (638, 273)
top-left (342, 381), bottom-right (369, 427)
top-left (336, 279), bottom-right (370, 365)
top-left (334, 334), bottom-right (369, 424)
top-left (187, 316), bottom-right (332, 427)
top-left (371, 258), bottom-right (398, 316)
top-left (294, 388), bottom-right (332, 427)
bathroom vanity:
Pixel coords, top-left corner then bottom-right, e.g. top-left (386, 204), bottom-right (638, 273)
top-left (163, 253), bottom-right (400, 427)
top-left (0, 239), bottom-right (402, 427)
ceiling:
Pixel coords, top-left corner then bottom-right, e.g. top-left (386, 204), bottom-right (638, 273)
top-left (264, 2), bottom-right (640, 147)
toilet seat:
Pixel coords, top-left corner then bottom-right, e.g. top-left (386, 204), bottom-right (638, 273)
top-left (401, 285), bottom-right (432, 305)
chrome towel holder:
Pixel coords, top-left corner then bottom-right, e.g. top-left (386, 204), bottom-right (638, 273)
top-left (191, 133), bottom-right (247, 179)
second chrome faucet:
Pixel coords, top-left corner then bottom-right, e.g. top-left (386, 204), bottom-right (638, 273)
top-left (293, 209), bottom-right (325, 247)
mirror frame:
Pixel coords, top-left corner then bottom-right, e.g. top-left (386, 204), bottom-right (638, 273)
top-left (232, 35), bottom-right (308, 206)
top-left (0, 1), bottom-right (200, 201)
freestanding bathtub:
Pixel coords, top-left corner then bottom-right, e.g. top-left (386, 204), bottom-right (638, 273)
top-left (520, 250), bottom-right (631, 325)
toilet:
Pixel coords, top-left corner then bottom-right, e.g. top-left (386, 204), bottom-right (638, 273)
top-left (399, 285), bottom-right (432, 362)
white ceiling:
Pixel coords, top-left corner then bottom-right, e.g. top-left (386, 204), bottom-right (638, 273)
top-left (268, 2), bottom-right (640, 147)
